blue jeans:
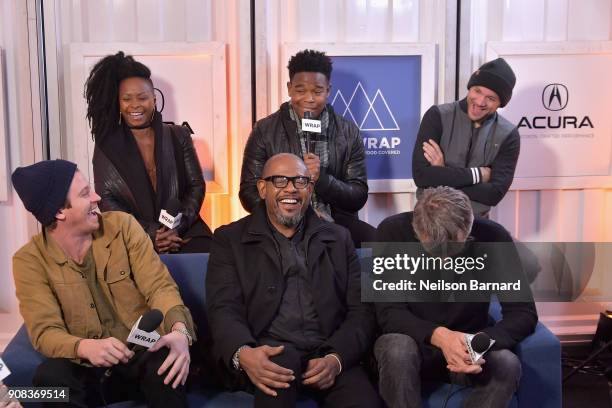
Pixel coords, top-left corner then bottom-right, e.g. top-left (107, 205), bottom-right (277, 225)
top-left (374, 333), bottom-right (521, 408)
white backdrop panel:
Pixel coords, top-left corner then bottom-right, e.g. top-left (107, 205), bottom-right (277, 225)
top-left (488, 42), bottom-right (612, 189)
top-left (67, 43), bottom-right (229, 193)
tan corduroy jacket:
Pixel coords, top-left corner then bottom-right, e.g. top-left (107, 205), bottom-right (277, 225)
top-left (13, 211), bottom-right (194, 359)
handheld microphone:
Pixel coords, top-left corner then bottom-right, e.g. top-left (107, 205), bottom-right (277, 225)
top-left (159, 198), bottom-right (183, 230)
top-left (444, 332), bottom-right (493, 408)
top-left (302, 111), bottom-right (321, 154)
top-left (0, 357), bottom-right (11, 381)
top-left (465, 332), bottom-right (495, 364)
top-left (103, 309), bottom-right (163, 379)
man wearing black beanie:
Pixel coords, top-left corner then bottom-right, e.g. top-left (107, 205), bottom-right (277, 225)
top-left (11, 160), bottom-right (195, 407)
top-left (412, 57), bottom-right (519, 217)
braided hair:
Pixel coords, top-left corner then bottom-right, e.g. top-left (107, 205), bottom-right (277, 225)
top-left (84, 51), bottom-right (152, 142)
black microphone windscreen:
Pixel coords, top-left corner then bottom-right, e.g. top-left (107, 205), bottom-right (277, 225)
top-left (138, 309), bottom-right (163, 332)
top-left (165, 198), bottom-right (182, 216)
top-left (471, 332), bottom-right (491, 353)
top-left (303, 111), bottom-right (312, 120)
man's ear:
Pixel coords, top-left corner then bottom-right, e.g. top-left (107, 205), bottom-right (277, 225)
top-left (55, 208), bottom-right (67, 221)
top-left (287, 81), bottom-right (292, 96)
top-left (257, 179), bottom-right (267, 200)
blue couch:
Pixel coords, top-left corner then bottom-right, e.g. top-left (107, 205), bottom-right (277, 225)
top-left (2, 253), bottom-right (561, 407)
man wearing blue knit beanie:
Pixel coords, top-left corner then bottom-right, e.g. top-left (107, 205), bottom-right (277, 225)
top-left (11, 160), bottom-right (195, 407)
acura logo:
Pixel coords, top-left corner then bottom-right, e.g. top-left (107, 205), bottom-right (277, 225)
top-left (519, 82), bottom-right (593, 129)
top-left (542, 83), bottom-right (568, 111)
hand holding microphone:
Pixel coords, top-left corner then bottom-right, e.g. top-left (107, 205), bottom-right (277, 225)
top-left (158, 198), bottom-right (183, 230)
top-left (78, 308), bottom-right (162, 369)
top-left (155, 228), bottom-right (182, 253)
top-left (77, 337), bottom-right (134, 368)
top-left (0, 359), bottom-right (22, 408)
top-left (302, 111), bottom-right (322, 182)
top-left (431, 327), bottom-right (492, 374)
top-left (0, 384), bottom-right (22, 408)
top-left (0, 358), bottom-right (10, 382)
top-left (156, 198), bottom-right (183, 253)
top-left (98, 309), bottom-right (163, 379)
top-left (445, 331), bottom-right (494, 374)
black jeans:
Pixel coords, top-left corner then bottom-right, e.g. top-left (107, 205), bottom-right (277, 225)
top-left (32, 347), bottom-right (187, 408)
top-left (374, 333), bottom-right (521, 408)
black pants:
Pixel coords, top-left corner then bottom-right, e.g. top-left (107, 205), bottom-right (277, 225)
top-left (32, 348), bottom-right (187, 408)
top-left (178, 235), bottom-right (211, 253)
top-left (242, 340), bottom-right (382, 408)
top-left (333, 212), bottom-right (376, 249)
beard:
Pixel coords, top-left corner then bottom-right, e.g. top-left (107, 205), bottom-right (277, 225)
top-left (273, 207), bottom-right (304, 228)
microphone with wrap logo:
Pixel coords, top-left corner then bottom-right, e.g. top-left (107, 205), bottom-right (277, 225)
top-left (0, 357), bottom-right (12, 382)
top-left (443, 332), bottom-right (495, 408)
top-left (159, 198), bottom-right (183, 230)
top-left (465, 332), bottom-right (495, 363)
top-left (302, 111), bottom-right (322, 154)
top-left (0, 357), bottom-right (21, 406)
top-left (103, 309), bottom-right (163, 379)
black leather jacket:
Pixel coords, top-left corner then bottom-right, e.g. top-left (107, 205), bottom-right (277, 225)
top-left (239, 102), bottom-right (368, 217)
top-left (93, 121), bottom-right (211, 242)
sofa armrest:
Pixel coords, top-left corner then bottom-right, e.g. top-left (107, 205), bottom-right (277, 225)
top-left (2, 325), bottom-right (45, 387)
top-left (515, 322), bottom-right (562, 408)
top-left (488, 299), bottom-right (561, 407)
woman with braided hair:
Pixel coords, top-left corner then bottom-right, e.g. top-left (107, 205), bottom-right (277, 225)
top-left (87, 51), bottom-right (211, 253)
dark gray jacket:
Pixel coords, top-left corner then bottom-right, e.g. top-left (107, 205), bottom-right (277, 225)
top-left (412, 99), bottom-right (520, 215)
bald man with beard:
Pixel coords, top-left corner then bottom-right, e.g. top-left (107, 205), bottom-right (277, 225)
top-left (206, 153), bottom-right (381, 408)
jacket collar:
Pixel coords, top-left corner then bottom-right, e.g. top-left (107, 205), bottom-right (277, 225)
top-left (40, 213), bottom-right (122, 267)
top-left (40, 229), bottom-right (70, 266)
top-left (240, 203), bottom-right (340, 278)
top-left (91, 214), bottom-right (122, 277)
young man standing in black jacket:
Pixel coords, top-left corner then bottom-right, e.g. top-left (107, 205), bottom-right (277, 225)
top-left (412, 58), bottom-right (519, 217)
top-left (240, 49), bottom-right (374, 247)
top-left (374, 186), bottom-right (537, 408)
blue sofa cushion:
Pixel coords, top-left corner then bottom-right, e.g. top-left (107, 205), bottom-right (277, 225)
top-left (1, 254), bottom-right (561, 407)
top-left (2, 324), bottom-right (44, 388)
top-left (159, 253), bottom-right (209, 336)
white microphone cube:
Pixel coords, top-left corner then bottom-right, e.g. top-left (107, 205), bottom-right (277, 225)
top-left (301, 119), bottom-right (322, 133)
top-left (159, 210), bottom-right (182, 230)
top-left (127, 316), bottom-right (161, 348)
top-left (0, 357), bottom-right (11, 381)
top-left (465, 333), bottom-right (495, 364)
